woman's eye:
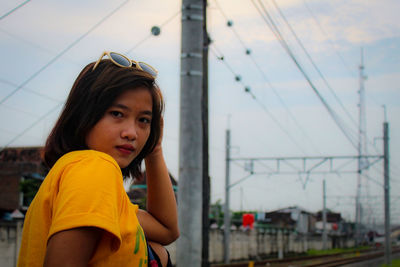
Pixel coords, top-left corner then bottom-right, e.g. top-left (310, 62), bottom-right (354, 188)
top-left (110, 111), bottom-right (123, 118)
top-left (140, 117), bottom-right (151, 124)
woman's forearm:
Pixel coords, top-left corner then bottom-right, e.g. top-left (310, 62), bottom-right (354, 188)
top-left (143, 148), bottom-right (179, 243)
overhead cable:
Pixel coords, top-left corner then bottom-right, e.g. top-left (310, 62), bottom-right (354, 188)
top-left (0, 0), bottom-right (131, 105)
top-left (211, 45), bottom-right (310, 156)
top-left (281, 1), bottom-right (381, 159)
top-left (125, 9), bottom-right (181, 54)
top-left (252, 0), bottom-right (359, 150)
top-left (361, 172), bottom-right (383, 187)
top-left (213, 0), bottom-right (249, 51)
top-left (271, 0), bottom-right (359, 134)
top-left (0, 78), bottom-right (62, 103)
top-left (0, 27), bottom-right (55, 54)
top-left (0, 5), bottom-right (182, 150)
top-left (0, 0), bottom-right (31, 21)
top-left (301, 0), bottom-right (356, 77)
top-left (213, 0), bottom-right (322, 155)
top-left (0, 0), bottom-right (132, 150)
top-left (259, 0), bottom-right (359, 148)
top-left (0, 103), bottom-right (63, 152)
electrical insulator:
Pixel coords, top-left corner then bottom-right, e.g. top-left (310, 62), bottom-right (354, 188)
top-left (151, 26), bottom-right (161, 36)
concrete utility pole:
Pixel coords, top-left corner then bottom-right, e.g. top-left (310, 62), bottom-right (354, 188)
top-left (355, 48), bottom-right (367, 246)
top-left (201, 0), bottom-right (210, 266)
top-left (322, 179), bottom-right (327, 250)
top-left (383, 121), bottom-right (391, 265)
top-left (223, 128), bottom-right (231, 263)
top-left (177, 0), bottom-right (204, 266)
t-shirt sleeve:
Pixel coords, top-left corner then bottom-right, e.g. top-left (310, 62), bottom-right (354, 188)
top-left (48, 155), bottom-right (123, 249)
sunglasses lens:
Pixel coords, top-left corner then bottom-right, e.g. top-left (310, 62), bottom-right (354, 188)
top-left (139, 62), bottom-right (157, 77)
top-left (110, 52), bottom-right (131, 67)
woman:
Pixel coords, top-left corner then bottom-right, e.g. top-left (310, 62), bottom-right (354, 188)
top-left (18, 51), bottom-right (179, 266)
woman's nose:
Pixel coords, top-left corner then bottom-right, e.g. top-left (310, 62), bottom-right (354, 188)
top-left (121, 123), bottom-right (138, 141)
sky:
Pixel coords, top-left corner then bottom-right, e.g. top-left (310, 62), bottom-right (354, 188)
top-left (0, 0), bottom-right (399, 225)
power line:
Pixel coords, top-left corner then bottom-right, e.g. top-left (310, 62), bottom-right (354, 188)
top-left (0, 27), bottom-right (85, 70)
top-left (273, 0), bottom-right (386, 163)
top-left (160, 9), bottom-right (181, 27)
top-left (0, 4), bottom-right (183, 151)
top-left (211, 45), bottom-right (310, 156)
top-left (0, 102), bottom-right (39, 119)
top-left (0, 0), bottom-right (131, 105)
top-left (264, 0), bottom-right (387, 166)
top-left (0, 7), bottom-right (180, 103)
top-left (0, 103), bottom-right (63, 152)
top-left (271, 0), bottom-right (359, 134)
top-left (219, 0), bottom-right (396, 178)
top-left (251, 0), bottom-right (359, 150)
top-left (0, 0), bottom-right (132, 150)
top-left (212, 0), bottom-right (322, 155)
top-left (0, 78), bottom-right (62, 103)
top-left (301, 0), bottom-right (356, 78)
top-left (361, 172), bottom-right (383, 187)
top-left (389, 164), bottom-right (400, 179)
top-left (0, 0), bottom-right (31, 21)
top-left (0, 27), bottom-right (55, 55)
top-left (260, 0), bottom-right (360, 148)
top-left (213, 0), bottom-right (249, 51)
top-left (367, 159), bottom-right (400, 184)
top-left (125, 9), bottom-right (181, 54)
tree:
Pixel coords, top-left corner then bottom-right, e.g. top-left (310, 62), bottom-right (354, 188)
top-left (19, 176), bottom-right (43, 206)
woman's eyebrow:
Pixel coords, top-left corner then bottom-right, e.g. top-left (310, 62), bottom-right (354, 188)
top-left (111, 103), bottom-right (130, 110)
top-left (141, 110), bottom-right (153, 116)
top-left (111, 104), bottom-right (152, 116)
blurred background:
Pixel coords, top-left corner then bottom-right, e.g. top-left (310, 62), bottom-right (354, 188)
top-left (1, 0), bottom-right (399, 228)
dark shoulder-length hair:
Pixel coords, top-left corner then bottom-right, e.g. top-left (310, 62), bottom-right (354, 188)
top-left (44, 59), bottom-right (164, 178)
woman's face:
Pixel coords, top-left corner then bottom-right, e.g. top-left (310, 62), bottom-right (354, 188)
top-left (85, 87), bottom-right (153, 168)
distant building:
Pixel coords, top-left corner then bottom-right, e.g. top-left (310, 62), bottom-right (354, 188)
top-left (257, 206), bottom-right (316, 234)
top-left (315, 210), bottom-right (342, 232)
top-left (0, 147), bottom-right (47, 219)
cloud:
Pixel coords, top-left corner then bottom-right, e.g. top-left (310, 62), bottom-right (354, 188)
top-left (310, 0), bottom-right (400, 44)
top-left (1, 0), bottom-right (399, 221)
top-left (210, 0), bottom-right (400, 56)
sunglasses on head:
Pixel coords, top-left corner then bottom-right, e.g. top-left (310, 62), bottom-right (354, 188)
top-left (92, 51), bottom-right (158, 78)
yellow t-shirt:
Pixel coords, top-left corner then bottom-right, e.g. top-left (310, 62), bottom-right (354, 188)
top-left (17, 150), bottom-right (148, 266)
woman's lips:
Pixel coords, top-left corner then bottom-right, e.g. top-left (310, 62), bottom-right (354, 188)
top-left (116, 144), bottom-right (135, 154)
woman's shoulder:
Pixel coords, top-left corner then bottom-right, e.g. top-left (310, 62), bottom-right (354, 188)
top-left (47, 150), bottom-right (123, 186)
top-left (55, 150), bottom-right (120, 170)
